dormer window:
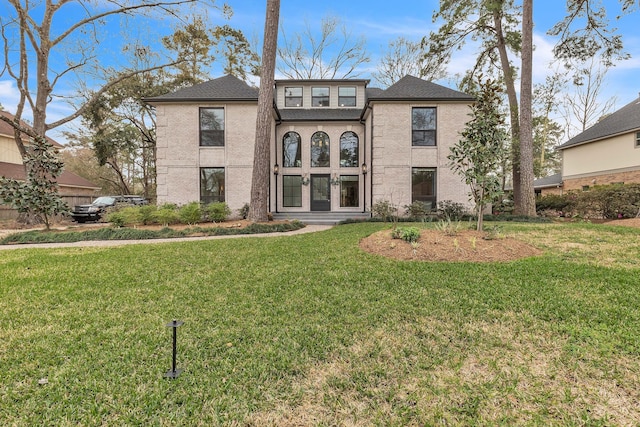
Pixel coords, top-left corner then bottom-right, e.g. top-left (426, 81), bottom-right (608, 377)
top-left (312, 87), bottom-right (330, 107)
top-left (285, 87), bottom-right (303, 107)
top-left (338, 87), bottom-right (356, 107)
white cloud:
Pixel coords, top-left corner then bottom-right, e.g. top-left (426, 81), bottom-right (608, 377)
top-left (0, 80), bottom-right (20, 113)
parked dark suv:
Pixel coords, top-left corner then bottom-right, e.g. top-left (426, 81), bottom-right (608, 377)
top-left (70, 195), bottom-right (148, 222)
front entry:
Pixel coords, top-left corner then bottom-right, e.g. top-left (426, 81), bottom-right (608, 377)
top-left (310, 174), bottom-right (331, 211)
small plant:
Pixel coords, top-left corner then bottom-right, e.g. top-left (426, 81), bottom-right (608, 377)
top-left (434, 218), bottom-right (463, 236)
top-left (179, 202), bottom-right (203, 225)
top-left (404, 201), bottom-right (431, 220)
top-left (206, 202), bottom-right (231, 222)
top-left (391, 226), bottom-right (421, 243)
top-left (239, 203), bottom-right (250, 219)
top-left (437, 200), bottom-right (467, 221)
top-left (138, 205), bottom-right (157, 225)
top-left (152, 205), bottom-right (180, 227)
top-left (107, 211), bottom-right (127, 228)
top-left (484, 225), bottom-right (504, 240)
top-left (372, 199), bottom-right (398, 223)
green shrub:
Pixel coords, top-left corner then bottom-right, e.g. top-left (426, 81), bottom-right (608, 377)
top-left (372, 199), bottom-right (398, 222)
top-left (138, 205), bottom-right (157, 225)
top-left (107, 211), bottom-right (127, 228)
top-left (404, 201), bottom-right (431, 219)
top-left (179, 202), bottom-right (203, 225)
top-left (206, 202), bottom-right (231, 222)
top-left (152, 205), bottom-right (180, 226)
top-left (437, 200), bottom-right (467, 221)
top-left (239, 203), bottom-right (250, 219)
top-left (391, 226), bottom-right (421, 243)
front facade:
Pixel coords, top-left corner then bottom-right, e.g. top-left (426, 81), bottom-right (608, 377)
top-left (553, 95), bottom-right (640, 193)
top-left (147, 75), bottom-right (475, 219)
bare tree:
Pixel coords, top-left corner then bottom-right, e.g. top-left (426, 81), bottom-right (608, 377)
top-left (248, 0), bottom-right (280, 222)
top-left (373, 37), bottom-right (446, 88)
top-left (277, 16), bottom-right (369, 79)
top-left (562, 58), bottom-right (616, 137)
top-left (0, 0), bottom-right (218, 163)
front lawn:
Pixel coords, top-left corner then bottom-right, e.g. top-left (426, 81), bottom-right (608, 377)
top-left (1, 222), bottom-right (639, 425)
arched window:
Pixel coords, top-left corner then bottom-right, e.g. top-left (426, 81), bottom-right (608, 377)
top-left (311, 131), bottom-right (330, 167)
top-left (339, 131), bottom-right (359, 167)
top-left (282, 132), bottom-right (302, 167)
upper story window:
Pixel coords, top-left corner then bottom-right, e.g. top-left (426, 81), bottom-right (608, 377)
top-left (285, 87), bottom-right (303, 107)
top-left (311, 131), bottom-right (330, 167)
top-left (340, 131), bottom-right (359, 167)
top-left (338, 87), bottom-right (356, 107)
top-left (636, 131), bottom-right (640, 148)
top-left (283, 131), bottom-right (302, 167)
top-left (412, 107), bottom-right (437, 146)
top-left (312, 87), bottom-right (330, 107)
top-left (200, 108), bottom-right (224, 146)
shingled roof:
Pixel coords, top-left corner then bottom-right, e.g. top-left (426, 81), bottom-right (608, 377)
top-left (558, 96), bottom-right (640, 150)
top-left (368, 75), bottom-right (474, 102)
top-left (0, 111), bottom-right (62, 148)
top-left (0, 161), bottom-right (100, 189)
top-left (145, 75), bottom-right (259, 103)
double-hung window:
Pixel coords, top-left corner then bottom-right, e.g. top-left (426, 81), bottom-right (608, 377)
top-left (338, 87), bottom-right (356, 107)
top-left (412, 107), bottom-right (437, 146)
top-left (312, 87), bottom-right (330, 107)
top-left (636, 131), bottom-right (640, 148)
top-left (200, 108), bottom-right (224, 146)
top-left (285, 87), bottom-right (303, 107)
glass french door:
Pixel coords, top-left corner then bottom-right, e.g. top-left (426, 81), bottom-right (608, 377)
top-left (310, 174), bottom-right (331, 211)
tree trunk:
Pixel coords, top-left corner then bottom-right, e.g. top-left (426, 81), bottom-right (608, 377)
top-left (492, 8), bottom-right (522, 214)
top-left (248, 0), bottom-right (280, 222)
top-left (519, 0), bottom-right (537, 216)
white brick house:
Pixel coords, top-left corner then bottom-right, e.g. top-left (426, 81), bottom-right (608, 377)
top-left (146, 74), bottom-right (475, 221)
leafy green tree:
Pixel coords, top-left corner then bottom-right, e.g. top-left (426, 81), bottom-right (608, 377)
top-left (425, 0), bottom-right (530, 214)
top-left (448, 78), bottom-right (508, 231)
top-left (0, 136), bottom-right (68, 230)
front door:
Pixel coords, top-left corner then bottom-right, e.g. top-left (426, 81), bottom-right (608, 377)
top-left (310, 174), bottom-right (331, 211)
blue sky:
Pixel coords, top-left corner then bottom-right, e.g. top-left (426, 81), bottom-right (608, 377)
top-left (0, 0), bottom-right (638, 142)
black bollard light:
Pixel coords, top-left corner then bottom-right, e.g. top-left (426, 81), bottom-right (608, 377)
top-left (164, 319), bottom-right (184, 379)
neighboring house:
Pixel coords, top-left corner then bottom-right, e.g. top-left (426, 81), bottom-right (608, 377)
top-left (537, 95), bottom-right (640, 195)
top-left (146, 74), bottom-right (475, 221)
top-left (0, 111), bottom-right (100, 219)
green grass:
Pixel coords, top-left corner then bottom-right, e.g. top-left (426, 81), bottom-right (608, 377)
top-left (1, 222), bottom-right (639, 425)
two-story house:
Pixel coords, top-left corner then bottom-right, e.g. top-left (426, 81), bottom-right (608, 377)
top-left (146, 74), bottom-right (475, 222)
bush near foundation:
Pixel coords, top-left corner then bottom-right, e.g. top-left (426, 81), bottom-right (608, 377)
top-left (537, 183), bottom-right (640, 219)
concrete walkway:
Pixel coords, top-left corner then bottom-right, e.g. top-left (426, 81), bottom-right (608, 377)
top-left (0, 224), bottom-right (333, 251)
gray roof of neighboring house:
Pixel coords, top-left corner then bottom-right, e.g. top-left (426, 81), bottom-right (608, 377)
top-left (368, 75), bottom-right (474, 102)
top-left (278, 109), bottom-right (362, 122)
top-left (145, 75), bottom-right (259, 103)
top-left (533, 172), bottom-right (563, 189)
top-left (557, 96), bottom-right (640, 150)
